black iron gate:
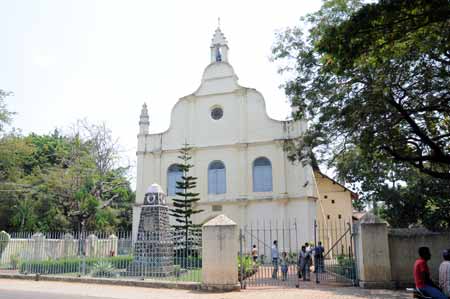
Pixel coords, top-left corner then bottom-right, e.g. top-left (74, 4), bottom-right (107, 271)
top-left (238, 218), bottom-right (358, 289)
top-left (314, 220), bottom-right (358, 285)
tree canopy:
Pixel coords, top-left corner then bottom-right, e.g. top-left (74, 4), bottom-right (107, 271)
top-left (273, 0), bottom-right (450, 179)
top-left (273, 0), bottom-right (450, 229)
top-left (0, 117), bottom-right (134, 232)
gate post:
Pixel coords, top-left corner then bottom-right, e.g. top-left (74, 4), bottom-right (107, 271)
top-left (314, 220), bottom-right (319, 284)
top-left (201, 214), bottom-right (240, 291)
top-left (355, 213), bottom-right (394, 289)
top-left (239, 228), bottom-right (245, 289)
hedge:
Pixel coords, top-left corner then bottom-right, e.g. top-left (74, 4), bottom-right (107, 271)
top-left (20, 256), bottom-right (133, 275)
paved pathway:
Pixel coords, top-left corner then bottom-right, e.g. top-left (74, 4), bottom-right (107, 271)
top-left (0, 279), bottom-right (411, 299)
top-left (244, 265), bottom-right (353, 288)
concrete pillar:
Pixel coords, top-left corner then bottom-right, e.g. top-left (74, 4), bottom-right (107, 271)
top-left (63, 233), bottom-right (75, 257)
top-left (0, 231), bottom-right (11, 263)
top-left (355, 213), bottom-right (394, 288)
top-left (108, 234), bottom-right (118, 256)
top-left (86, 234), bottom-right (98, 257)
top-left (202, 214), bottom-right (240, 291)
top-left (32, 233), bottom-right (45, 260)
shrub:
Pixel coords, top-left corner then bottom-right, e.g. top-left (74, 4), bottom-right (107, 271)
top-left (19, 255), bottom-right (133, 275)
top-left (287, 252), bottom-right (298, 264)
top-left (238, 255), bottom-right (257, 280)
top-left (90, 261), bottom-right (116, 278)
top-left (174, 255), bottom-right (202, 268)
top-left (173, 265), bottom-right (181, 277)
top-left (10, 254), bottom-right (20, 270)
top-left (329, 254), bottom-right (356, 279)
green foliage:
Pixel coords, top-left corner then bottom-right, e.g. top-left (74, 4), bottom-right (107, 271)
top-left (238, 255), bottom-right (257, 280)
top-left (326, 255), bottom-right (357, 280)
top-left (0, 121), bottom-right (134, 232)
top-left (90, 261), bottom-right (116, 278)
top-left (286, 252), bottom-right (297, 265)
top-left (272, 0), bottom-right (450, 180)
top-left (272, 0), bottom-right (450, 229)
top-left (19, 256), bottom-right (132, 275)
top-left (173, 264), bottom-right (181, 276)
top-left (336, 145), bottom-right (450, 230)
top-left (10, 254), bottom-right (20, 270)
top-left (330, 254), bottom-right (356, 279)
top-left (170, 143), bottom-right (203, 256)
top-left (378, 174), bottom-right (450, 231)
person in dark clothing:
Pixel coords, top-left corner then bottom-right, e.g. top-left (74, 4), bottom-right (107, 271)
top-left (298, 245), bottom-right (311, 281)
top-left (314, 241), bottom-right (325, 273)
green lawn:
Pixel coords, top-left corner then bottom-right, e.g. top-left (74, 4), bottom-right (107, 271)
top-left (175, 269), bottom-right (201, 282)
top-left (43, 268), bottom-right (202, 283)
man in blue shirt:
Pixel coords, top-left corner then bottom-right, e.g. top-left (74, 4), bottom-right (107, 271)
top-left (314, 241), bottom-right (325, 273)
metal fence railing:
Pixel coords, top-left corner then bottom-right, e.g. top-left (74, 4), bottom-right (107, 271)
top-left (0, 229), bottom-right (202, 282)
top-left (238, 218), bottom-right (357, 288)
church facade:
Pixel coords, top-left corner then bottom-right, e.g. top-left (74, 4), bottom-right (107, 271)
top-left (133, 28), bottom-right (354, 242)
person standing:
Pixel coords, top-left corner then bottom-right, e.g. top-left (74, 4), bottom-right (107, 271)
top-left (271, 240), bottom-right (279, 279)
top-left (305, 242), bottom-right (311, 254)
top-left (298, 245), bottom-right (311, 281)
top-left (314, 241), bottom-right (325, 273)
top-left (280, 252), bottom-right (289, 281)
top-left (251, 245), bottom-right (258, 263)
top-left (414, 247), bottom-right (447, 299)
top-left (439, 249), bottom-right (450, 297)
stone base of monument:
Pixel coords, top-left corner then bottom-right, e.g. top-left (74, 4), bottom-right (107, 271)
top-left (126, 238), bottom-right (175, 277)
top-left (127, 200), bottom-right (175, 277)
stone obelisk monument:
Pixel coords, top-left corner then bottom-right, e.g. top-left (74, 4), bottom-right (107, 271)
top-left (128, 183), bottom-right (173, 276)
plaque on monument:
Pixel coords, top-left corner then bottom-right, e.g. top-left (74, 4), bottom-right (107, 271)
top-left (127, 183), bottom-right (174, 277)
top-left (143, 217), bottom-right (154, 231)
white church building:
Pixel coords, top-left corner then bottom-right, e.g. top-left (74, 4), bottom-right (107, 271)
top-left (133, 27), bottom-right (354, 242)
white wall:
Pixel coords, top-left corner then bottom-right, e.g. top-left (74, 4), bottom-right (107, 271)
top-left (134, 58), bottom-right (315, 238)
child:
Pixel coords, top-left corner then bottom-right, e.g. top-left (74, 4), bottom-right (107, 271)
top-left (281, 251), bottom-right (289, 281)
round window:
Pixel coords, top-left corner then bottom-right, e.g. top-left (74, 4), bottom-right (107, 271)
top-left (211, 107), bottom-right (223, 120)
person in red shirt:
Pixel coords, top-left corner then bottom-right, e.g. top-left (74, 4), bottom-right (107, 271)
top-left (414, 247), bottom-right (447, 299)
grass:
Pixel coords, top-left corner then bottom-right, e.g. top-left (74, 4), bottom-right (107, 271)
top-left (35, 267), bottom-right (202, 283)
top-left (174, 269), bottom-right (201, 282)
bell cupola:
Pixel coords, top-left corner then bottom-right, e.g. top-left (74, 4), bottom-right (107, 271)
top-left (210, 26), bottom-right (229, 63)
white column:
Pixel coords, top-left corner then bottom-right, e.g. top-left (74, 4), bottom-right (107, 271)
top-left (202, 215), bottom-right (239, 291)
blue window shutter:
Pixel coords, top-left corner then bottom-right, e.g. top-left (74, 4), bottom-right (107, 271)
top-left (168, 164), bottom-right (183, 196)
top-left (208, 161), bottom-right (226, 195)
top-left (175, 171), bottom-right (183, 194)
top-left (253, 158), bottom-right (272, 192)
top-left (208, 168), bottom-right (215, 194)
top-left (217, 168), bottom-right (226, 194)
top-left (168, 172), bottom-right (175, 196)
top-left (253, 166), bottom-right (262, 192)
top-left (263, 165), bottom-right (273, 191)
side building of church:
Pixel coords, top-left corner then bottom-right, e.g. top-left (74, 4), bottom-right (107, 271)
top-left (133, 28), bottom-right (355, 242)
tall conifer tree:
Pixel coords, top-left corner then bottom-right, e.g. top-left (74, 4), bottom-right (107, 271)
top-left (170, 143), bottom-right (203, 257)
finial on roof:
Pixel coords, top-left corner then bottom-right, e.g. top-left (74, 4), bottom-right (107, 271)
top-left (140, 103), bottom-right (148, 118)
top-left (211, 27), bottom-right (227, 47)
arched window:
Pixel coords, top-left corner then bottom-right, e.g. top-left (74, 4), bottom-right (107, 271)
top-left (208, 161), bottom-right (226, 194)
top-left (253, 157), bottom-right (273, 192)
top-left (167, 164), bottom-right (183, 196)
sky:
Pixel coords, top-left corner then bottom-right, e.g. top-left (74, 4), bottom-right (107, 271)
top-left (0, 0), bottom-right (322, 186)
